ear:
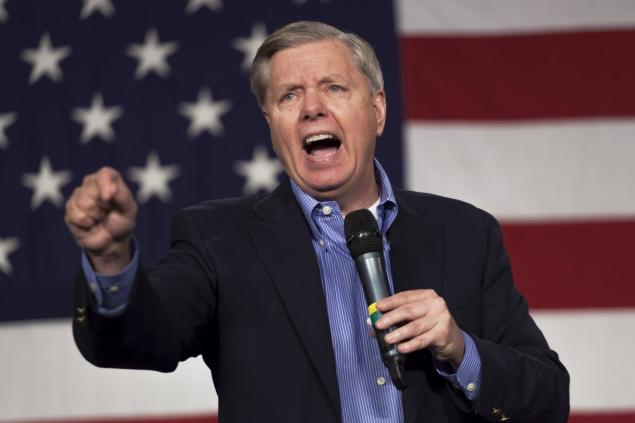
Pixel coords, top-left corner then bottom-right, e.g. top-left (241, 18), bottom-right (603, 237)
top-left (263, 108), bottom-right (271, 126)
top-left (373, 90), bottom-right (387, 137)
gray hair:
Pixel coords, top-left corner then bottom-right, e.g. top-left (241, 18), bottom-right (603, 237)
top-left (249, 21), bottom-right (384, 108)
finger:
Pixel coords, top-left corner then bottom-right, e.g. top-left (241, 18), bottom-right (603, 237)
top-left (65, 188), bottom-right (96, 227)
top-left (396, 333), bottom-right (432, 354)
top-left (376, 289), bottom-right (437, 312)
top-left (74, 185), bottom-right (108, 222)
top-left (65, 196), bottom-right (99, 230)
top-left (375, 300), bottom-right (432, 330)
top-left (77, 174), bottom-right (100, 202)
top-left (383, 317), bottom-right (438, 345)
top-left (95, 167), bottom-right (137, 216)
top-left (111, 177), bottom-right (137, 218)
top-left (94, 167), bottom-right (122, 204)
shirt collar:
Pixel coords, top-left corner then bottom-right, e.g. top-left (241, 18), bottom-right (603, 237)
top-left (290, 158), bottom-right (398, 236)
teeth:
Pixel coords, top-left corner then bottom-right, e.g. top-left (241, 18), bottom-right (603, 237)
top-left (305, 134), bottom-right (335, 144)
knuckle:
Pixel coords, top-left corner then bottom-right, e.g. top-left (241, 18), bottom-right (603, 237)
top-left (82, 174), bottom-right (93, 186)
top-left (79, 214), bottom-right (95, 227)
top-left (64, 198), bottom-right (72, 213)
top-left (413, 335), bottom-right (427, 350)
top-left (434, 296), bottom-right (446, 309)
top-left (73, 214), bottom-right (89, 227)
top-left (404, 304), bottom-right (418, 320)
top-left (102, 166), bottom-right (119, 180)
top-left (76, 192), bottom-right (93, 209)
top-left (417, 335), bottom-right (428, 348)
top-left (69, 187), bottom-right (81, 203)
top-left (412, 319), bottom-right (424, 335)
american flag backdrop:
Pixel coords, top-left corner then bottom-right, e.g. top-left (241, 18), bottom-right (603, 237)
top-left (0, 0), bottom-right (634, 422)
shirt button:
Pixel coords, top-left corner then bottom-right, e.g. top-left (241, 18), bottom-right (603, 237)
top-left (322, 206), bottom-right (332, 215)
top-left (319, 239), bottom-right (325, 246)
top-left (108, 285), bottom-right (120, 294)
top-left (466, 382), bottom-right (477, 392)
top-left (376, 376), bottom-right (386, 386)
top-left (89, 283), bottom-right (98, 292)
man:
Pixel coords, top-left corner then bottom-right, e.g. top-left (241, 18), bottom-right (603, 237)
top-left (66, 21), bottom-right (569, 422)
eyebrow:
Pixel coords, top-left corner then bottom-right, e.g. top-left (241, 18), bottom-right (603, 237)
top-left (276, 74), bottom-right (348, 92)
top-left (318, 74), bottom-right (347, 85)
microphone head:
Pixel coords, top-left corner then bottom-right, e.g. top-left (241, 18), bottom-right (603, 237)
top-left (344, 209), bottom-right (382, 259)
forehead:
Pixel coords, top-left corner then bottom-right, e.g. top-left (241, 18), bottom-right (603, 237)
top-left (267, 39), bottom-right (358, 83)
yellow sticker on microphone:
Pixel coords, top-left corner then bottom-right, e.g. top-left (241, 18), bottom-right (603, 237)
top-left (367, 302), bottom-right (382, 325)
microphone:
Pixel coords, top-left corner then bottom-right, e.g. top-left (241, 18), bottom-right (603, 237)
top-left (344, 209), bottom-right (407, 390)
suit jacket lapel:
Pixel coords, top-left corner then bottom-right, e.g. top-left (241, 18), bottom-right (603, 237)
top-left (389, 190), bottom-right (446, 423)
top-left (246, 180), bottom-right (341, 419)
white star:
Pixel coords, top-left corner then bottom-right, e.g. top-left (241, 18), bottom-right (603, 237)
top-left (127, 151), bottom-right (180, 203)
top-left (71, 93), bottom-right (123, 144)
top-left (79, 0), bottom-right (115, 19)
top-left (126, 28), bottom-right (179, 79)
top-left (0, 236), bottom-right (20, 276)
top-left (178, 87), bottom-right (232, 138)
top-left (185, 0), bottom-right (222, 14)
top-left (21, 33), bottom-right (72, 84)
top-left (22, 156), bottom-right (72, 210)
top-left (0, 0), bottom-right (9, 23)
top-left (234, 144), bottom-right (283, 194)
top-left (232, 22), bottom-right (268, 72)
top-left (0, 112), bottom-right (17, 150)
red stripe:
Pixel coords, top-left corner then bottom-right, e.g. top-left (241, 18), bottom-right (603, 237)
top-left (569, 411), bottom-right (635, 423)
top-left (400, 30), bottom-right (635, 120)
top-left (13, 416), bottom-right (217, 423)
top-left (501, 220), bottom-right (635, 309)
top-left (13, 411), bottom-right (635, 423)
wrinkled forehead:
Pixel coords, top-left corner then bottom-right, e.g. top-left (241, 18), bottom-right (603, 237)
top-left (275, 39), bottom-right (353, 70)
top-left (264, 39), bottom-right (361, 91)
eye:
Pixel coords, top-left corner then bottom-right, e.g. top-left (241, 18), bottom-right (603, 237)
top-left (328, 84), bottom-right (344, 93)
top-left (281, 92), bottom-right (296, 102)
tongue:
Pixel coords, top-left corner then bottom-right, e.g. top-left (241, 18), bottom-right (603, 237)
top-left (310, 145), bottom-right (338, 157)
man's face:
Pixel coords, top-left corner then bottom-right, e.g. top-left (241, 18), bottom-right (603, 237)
top-left (263, 39), bottom-right (386, 210)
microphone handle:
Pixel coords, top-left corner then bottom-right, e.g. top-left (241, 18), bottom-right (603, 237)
top-left (355, 252), bottom-right (408, 390)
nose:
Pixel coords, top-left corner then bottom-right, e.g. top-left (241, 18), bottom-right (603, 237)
top-left (301, 89), bottom-right (327, 121)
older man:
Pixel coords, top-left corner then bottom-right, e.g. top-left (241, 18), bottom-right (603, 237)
top-left (66, 21), bottom-right (569, 422)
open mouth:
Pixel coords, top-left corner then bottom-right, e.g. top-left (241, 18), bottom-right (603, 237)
top-left (303, 133), bottom-right (341, 157)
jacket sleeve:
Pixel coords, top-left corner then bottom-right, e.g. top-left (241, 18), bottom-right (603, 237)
top-left (73, 209), bottom-right (217, 372)
top-left (460, 213), bottom-right (570, 422)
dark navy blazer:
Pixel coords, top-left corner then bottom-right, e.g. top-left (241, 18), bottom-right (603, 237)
top-left (73, 178), bottom-right (569, 422)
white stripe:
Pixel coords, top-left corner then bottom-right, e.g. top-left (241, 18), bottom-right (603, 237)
top-left (404, 119), bottom-right (635, 220)
top-left (2, 313), bottom-right (633, 418)
top-left (531, 308), bottom-right (635, 411)
top-left (0, 319), bottom-right (217, 421)
top-left (396, 0), bottom-right (635, 35)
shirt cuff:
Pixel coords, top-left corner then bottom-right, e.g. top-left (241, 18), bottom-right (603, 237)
top-left (80, 238), bottom-right (139, 317)
top-left (435, 330), bottom-right (482, 401)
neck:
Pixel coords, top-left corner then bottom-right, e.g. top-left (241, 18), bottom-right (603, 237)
top-left (336, 181), bottom-right (380, 215)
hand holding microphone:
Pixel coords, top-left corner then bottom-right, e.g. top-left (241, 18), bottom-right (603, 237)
top-left (345, 209), bottom-right (467, 388)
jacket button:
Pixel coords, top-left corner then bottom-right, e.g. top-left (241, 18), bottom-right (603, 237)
top-left (76, 307), bottom-right (87, 323)
top-left (491, 408), bottom-right (502, 417)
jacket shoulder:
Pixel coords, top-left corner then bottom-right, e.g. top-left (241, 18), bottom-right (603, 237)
top-left (174, 193), bottom-right (267, 233)
top-left (395, 189), bottom-right (497, 227)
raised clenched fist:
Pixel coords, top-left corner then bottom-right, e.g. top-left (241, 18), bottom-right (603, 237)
top-left (64, 167), bottom-right (138, 274)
